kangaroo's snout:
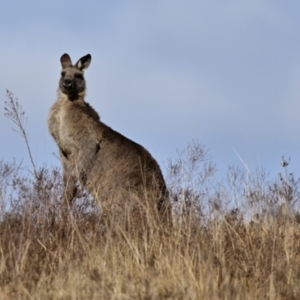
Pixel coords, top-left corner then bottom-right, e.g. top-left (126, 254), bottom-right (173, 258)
top-left (63, 79), bottom-right (73, 88)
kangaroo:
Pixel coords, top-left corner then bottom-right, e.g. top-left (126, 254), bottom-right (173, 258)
top-left (48, 53), bottom-right (172, 227)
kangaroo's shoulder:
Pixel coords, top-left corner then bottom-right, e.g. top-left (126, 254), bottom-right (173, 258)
top-left (77, 101), bottom-right (101, 123)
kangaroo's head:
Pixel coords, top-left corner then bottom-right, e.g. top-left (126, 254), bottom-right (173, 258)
top-left (59, 53), bottom-right (92, 101)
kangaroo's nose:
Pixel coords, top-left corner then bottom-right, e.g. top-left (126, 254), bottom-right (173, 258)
top-left (63, 79), bottom-right (73, 88)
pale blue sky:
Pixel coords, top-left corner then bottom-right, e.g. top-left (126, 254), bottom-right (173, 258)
top-left (1, 1), bottom-right (300, 179)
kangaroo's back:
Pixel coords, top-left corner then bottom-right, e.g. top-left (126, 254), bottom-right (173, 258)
top-left (48, 53), bottom-right (172, 227)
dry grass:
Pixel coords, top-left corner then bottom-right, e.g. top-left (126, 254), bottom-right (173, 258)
top-left (1, 92), bottom-right (300, 299)
top-left (1, 156), bottom-right (300, 299)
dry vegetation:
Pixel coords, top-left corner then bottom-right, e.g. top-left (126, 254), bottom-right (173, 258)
top-left (1, 92), bottom-right (300, 299)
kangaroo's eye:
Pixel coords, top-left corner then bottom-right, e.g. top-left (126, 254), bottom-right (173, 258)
top-left (75, 73), bottom-right (83, 79)
top-left (61, 72), bottom-right (66, 77)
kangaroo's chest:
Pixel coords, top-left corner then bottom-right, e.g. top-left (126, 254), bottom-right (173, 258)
top-left (49, 101), bottom-right (101, 162)
top-left (49, 105), bottom-right (78, 153)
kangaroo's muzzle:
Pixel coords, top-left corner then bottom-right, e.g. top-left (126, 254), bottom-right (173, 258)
top-left (63, 79), bottom-right (73, 88)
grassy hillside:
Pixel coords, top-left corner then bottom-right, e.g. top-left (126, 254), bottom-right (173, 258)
top-left (1, 92), bottom-right (300, 299)
top-left (1, 147), bottom-right (300, 299)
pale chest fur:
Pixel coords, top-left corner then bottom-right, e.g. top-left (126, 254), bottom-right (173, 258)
top-left (48, 100), bottom-right (77, 156)
top-left (48, 95), bottom-right (100, 159)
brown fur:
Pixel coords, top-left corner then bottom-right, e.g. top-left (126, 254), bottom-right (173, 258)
top-left (48, 53), bottom-right (172, 227)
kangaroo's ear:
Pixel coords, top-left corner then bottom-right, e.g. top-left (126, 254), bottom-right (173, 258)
top-left (60, 53), bottom-right (73, 68)
top-left (75, 54), bottom-right (92, 71)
